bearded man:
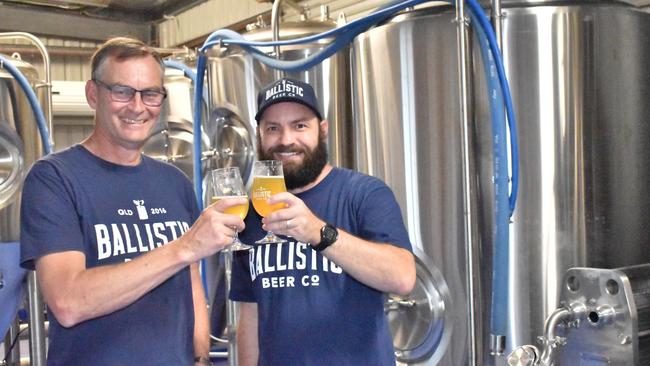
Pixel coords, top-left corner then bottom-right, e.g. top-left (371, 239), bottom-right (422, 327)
top-left (230, 78), bottom-right (416, 366)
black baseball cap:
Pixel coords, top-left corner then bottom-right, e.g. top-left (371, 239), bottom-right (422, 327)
top-left (255, 78), bottom-right (323, 122)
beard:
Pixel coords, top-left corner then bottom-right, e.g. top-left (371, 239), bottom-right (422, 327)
top-left (257, 133), bottom-right (328, 190)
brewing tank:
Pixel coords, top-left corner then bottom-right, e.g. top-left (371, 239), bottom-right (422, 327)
top-left (351, 2), bottom-right (650, 364)
top-left (204, 9), bottom-right (353, 184)
top-left (0, 53), bottom-right (46, 242)
top-left (144, 58), bottom-right (212, 182)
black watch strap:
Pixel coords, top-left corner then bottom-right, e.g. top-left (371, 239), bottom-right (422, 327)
top-left (313, 223), bottom-right (338, 252)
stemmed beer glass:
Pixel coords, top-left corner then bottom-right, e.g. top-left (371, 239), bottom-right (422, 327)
top-left (251, 160), bottom-right (287, 244)
top-left (210, 167), bottom-right (251, 252)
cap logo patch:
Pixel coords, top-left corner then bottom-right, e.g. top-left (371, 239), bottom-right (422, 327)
top-left (255, 78), bottom-right (322, 122)
top-left (265, 80), bottom-right (304, 101)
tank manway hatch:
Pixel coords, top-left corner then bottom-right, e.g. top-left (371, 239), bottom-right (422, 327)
top-left (385, 249), bottom-right (453, 363)
top-left (0, 123), bottom-right (24, 210)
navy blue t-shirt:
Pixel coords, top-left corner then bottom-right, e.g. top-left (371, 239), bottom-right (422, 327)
top-left (20, 145), bottom-right (200, 366)
top-left (230, 167), bottom-right (412, 366)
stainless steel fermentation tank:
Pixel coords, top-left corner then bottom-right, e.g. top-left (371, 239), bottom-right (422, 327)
top-left (144, 55), bottom-right (211, 182)
top-left (351, 2), bottom-right (650, 365)
top-left (204, 8), bottom-right (353, 184)
top-left (0, 53), bottom-right (46, 243)
top-left (0, 49), bottom-right (49, 366)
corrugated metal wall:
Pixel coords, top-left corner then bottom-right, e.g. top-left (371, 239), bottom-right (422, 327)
top-left (0, 37), bottom-right (96, 80)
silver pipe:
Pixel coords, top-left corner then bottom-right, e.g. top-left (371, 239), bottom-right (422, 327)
top-left (18, 321), bottom-right (49, 334)
top-left (209, 351), bottom-right (229, 359)
top-left (271, 0), bottom-right (283, 59)
top-left (0, 45), bottom-right (94, 57)
top-left (454, 2), bottom-right (478, 366)
top-left (271, 0), bottom-right (283, 81)
top-left (538, 307), bottom-right (572, 365)
top-left (26, 271), bottom-right (46, 366)
top-left (5, 318), bottom-right (21, 366)
top-left (491, 0), bottom-right (504, 49)
top-left (0, 32), bottom-right (54, 149)
top-left (224, 252), bottom-right (237, 366)
top-left (271, 0), bottom-right (308, 79)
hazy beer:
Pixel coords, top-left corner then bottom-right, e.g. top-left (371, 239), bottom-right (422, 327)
top-left (251, 160), bottom-right (287, 244)
top-left (210, 166), bottom-right (252, 251)
top-left (211, 196), bottom-right (249, 219)
top-left (251, 176), bottom-right (286, 217)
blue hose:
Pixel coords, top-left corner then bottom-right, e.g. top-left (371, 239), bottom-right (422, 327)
top-left (192, 54), bottom-right (208, 210)
top-left (466, 0), bottom-right (519, 216)
top-left (163, 59), bottom-right (211, 115)
top-left (203, 0), bottom-right (428, 49)
top-left (164, 60), bottom-right (197, 84)
top-left (165, 59), bottom-right (211, 298)
top-left (197, 0), bottom-right (518, 215)
top-left (472, 12), bottom-right (509, 339)
top-left (0, 55), bottom-right (52, 154)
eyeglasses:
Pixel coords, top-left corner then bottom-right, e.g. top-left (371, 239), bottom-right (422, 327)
top-left (93, 79), bottom-right (167, 107)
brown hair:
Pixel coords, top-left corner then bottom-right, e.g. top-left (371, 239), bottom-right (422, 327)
top-left (91, 37), bottom-right (164, 81)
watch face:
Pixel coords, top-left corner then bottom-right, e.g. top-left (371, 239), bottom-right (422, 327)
top-left (315, 224), bottom-right (338, 251)
top-left (322, 224), bottom-right (338, 243)
top-left (323, 226), bottom-right (336, 241)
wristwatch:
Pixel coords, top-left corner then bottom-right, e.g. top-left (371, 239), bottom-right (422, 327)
top-left (312, 223), bottom-right (338, 252)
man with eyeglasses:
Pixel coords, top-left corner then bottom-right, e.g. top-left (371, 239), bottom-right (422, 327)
top-left (19, 37), bottom-right (241, 366)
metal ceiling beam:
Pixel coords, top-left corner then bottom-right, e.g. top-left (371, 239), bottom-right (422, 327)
top-left (0, 5), bottom-right (152, 42)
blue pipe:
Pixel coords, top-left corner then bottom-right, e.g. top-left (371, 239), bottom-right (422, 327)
top-left (163, 59), bottom-right (211, 115)
top-left (165, 59), bottom-right (211, 298)
top-left (466, 0), bottom-right (519, 216)
top-left (0, 55), bottom-right (52, 154)
top-left (203, 0), bottom-right (428, 48)
top-left (192, 54), bottom-right (208, 210)
top-left (197, 0), bottom-right (518, 215)
top-left (191, 0), bottom-right (438, 198)
top-left (472, 12), bottom-right (509, 339)
top-left (164, 60), bottom-right (197, 84)
top-left (222, 32), bottom-right (357, 72)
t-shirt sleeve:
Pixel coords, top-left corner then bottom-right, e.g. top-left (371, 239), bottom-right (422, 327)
top-left (20, 161), bottom-right (84, 269)
top-left (183, 179), bottom-right (201, 224)
top-left (355, 179), bottom-right (412, 252)
top-left (229, 250), bottom-right (255, 302)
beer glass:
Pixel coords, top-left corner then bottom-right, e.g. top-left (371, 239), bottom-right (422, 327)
top-left (211, 167), bottom-right (251, 252)
top-left (251, 160), bottom-right (287, 244)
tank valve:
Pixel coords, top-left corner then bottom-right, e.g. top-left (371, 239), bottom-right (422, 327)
top-left (384, 296), bottom-right (416, 312)
top-left (507, 345), bottom-right (539, 366)
top-left (588, 304), bottom-right (615, 326)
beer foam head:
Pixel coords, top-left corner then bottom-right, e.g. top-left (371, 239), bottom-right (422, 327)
top-left (255, 78), bottom-right (323, 122)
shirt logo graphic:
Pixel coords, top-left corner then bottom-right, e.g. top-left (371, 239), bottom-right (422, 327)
top-left (133, 200), bottom-right (149, 220)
